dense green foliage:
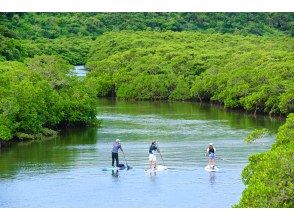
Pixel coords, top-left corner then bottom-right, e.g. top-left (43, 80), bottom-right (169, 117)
top-left (0, 36), bottom-right (94, 65)
top-left (0, 35), bottom-right (26, 61)
top-left (86, 31), bottom-right (294, 115)
top-left (0, 55), bottom-right (98, 142)
top-left (235, 113), bottom-right (294, 207)
top-left (1, 12), bottom-right (292, 65)
top-left (22, 37), bottom-right (94, 65)
top-left (1, 13), bottom-right (293, 39)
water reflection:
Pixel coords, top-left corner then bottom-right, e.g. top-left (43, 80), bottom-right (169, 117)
top-left (98, 98), bottom-right (283, 133)
top-left (71, 65), bottom-right (88, 77)
top-left (208, 172), bottom-right (216, 185)
top-left (111, 170), bottom-right (119, 178)
top-left (0, 127), bottom-right (98, 179)
top-left (148, 172), bottom-right (157, 182)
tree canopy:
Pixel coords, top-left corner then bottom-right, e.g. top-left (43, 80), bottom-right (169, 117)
top-left (0, 55), bottom-right (98, 142)
top-left (235, 113), bottom-right (294, 208)
top-left (1, 13), bottom-right (293, 39)
top-left (86, 31), bottom-right (294, 115)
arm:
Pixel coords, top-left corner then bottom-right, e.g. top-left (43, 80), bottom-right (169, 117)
top-left (155, 142), bottom-right (160, 153)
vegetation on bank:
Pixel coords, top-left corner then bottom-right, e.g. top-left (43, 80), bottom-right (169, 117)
top-left (0, 55), bottom-right (99, 143)
top-left (86, 31), bottom-right (294, 115)
top-left (235, 113), bottom-right (294, 208)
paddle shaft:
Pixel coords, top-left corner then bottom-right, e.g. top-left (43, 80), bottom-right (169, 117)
top-left (158, 148), bottom-right (166, 167)
top-left (121, 150), bottom-right (130, 168)
top-left (216, 156), bottom-right (229, 162)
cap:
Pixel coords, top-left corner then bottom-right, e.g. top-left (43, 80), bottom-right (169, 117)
top-left (116, 139), bottom-right (120, 142)
top-left (209, 143), bottom-right (213, 146)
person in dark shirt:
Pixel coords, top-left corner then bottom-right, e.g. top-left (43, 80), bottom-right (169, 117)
top-left (112, 139), bottom-right (123, 167)
top-left (149, 141), bottom-right (160, 170)
top-left (206, 143), bottom-right (216, 168)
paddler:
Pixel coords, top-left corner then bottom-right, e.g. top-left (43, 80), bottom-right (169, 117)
top-left (149, 140), bottom-right (160, 170)
top-left (206, 143), bottom-right (216, 168)
top-left (112, 139), bottom-right (123, 167)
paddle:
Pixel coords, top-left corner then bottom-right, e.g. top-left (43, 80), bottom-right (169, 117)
top-left (216, 155), bottom-right (230, 162)
top-left (158, 147), bottom-right (167, 170)
top-left (121, 150), bottom-right (132, 170)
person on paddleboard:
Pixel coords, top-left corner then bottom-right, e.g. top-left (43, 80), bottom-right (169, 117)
top-left (112, 139), bottom-right (123, 167)
top-left (149, 141), bottom-right (160, 170)
top-left (206, 143), bottom-right (216, 168)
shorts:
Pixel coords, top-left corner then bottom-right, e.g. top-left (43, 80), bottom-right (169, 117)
top-left (209, 153), bottom-right (215, 159)
top-left (149, 154), bottom-right (156, 162)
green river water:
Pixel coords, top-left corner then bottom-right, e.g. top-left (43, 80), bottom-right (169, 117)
top-left (0, 98), bottom-right (283, 207)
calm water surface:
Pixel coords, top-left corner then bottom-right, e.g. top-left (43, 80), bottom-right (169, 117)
top-left (71, 65), bottom-right (88, 77)
top-left (0, 99), bottom-right (283, 207)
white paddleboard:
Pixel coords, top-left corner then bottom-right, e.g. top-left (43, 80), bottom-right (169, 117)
top-left (205, 165), bottom-right (219, 172)
top-left (145, 165), bottom-right (167, 173)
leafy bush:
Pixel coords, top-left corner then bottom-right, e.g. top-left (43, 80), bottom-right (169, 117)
top-left (235, 113), bottom-right (294, 207)
top-left (0, 55), bottom-right (98, 143)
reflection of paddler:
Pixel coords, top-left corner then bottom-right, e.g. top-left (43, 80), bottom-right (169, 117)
top-left (112, 170), bottom-right (119, 177)
top-left (206, 143), bottom-right (216, 169)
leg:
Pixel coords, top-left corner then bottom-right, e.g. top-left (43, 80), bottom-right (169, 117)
top-left (115, 153), bottom-right (119, 167)
top-left (209, 157), bottom-right (214, 168)
top-left (112, 153), bottom-right (115, 167)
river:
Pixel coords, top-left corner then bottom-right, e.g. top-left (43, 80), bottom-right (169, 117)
top-left (0, 97), bottom-right (283, 207)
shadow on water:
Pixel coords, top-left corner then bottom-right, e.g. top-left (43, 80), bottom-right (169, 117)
top-left (0, 127), bottom-right (98, 179)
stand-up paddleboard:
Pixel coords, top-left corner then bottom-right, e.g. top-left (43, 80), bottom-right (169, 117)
top-left (205, 165), bottom-right (219, 172)
top-left (145, 165), bottom-right (167, 173)
top-left (102, 164), bottom-right (126, 171)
